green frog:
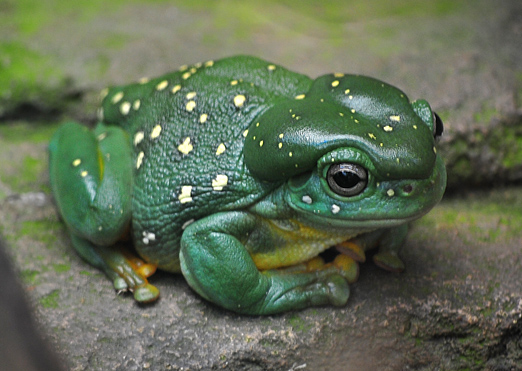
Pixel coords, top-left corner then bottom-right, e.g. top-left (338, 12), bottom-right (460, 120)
top-left (49, 56), bottom-right (446, 315)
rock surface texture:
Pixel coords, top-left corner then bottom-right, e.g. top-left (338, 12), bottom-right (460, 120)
top-left (0, 0), bottom-right (521, 370)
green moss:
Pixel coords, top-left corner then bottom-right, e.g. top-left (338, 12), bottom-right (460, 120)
top-left (39, 289), bottom-right (60, 309)
top-left (21, 269), bottom-right (40, 285)
top-left (53, 263), bottom-right (71, 273)
top-left (0, 122), bottom-right (61, 143)
top-left (18, 220), bottom-right (62, 246)
top-left (0, 42), bottom-right (67, 115)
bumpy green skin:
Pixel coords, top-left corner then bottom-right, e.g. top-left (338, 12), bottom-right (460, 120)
top-left (49, 56), bottom-right (446, 315)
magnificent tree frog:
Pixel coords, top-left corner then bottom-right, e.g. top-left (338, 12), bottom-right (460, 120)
top-left (49, 56), bottom-right (446, 315)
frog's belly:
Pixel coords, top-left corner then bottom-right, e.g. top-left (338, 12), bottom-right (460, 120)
top-left (249, 219), bottom-right (361, 271)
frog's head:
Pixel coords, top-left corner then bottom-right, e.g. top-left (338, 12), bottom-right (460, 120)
top-left (244, 74), bottom-right (446, 229)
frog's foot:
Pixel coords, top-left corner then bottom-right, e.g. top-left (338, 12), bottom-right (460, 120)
top-left (335, 241), bottom-right (366, 263)
top-left (373, 252), bottom-right (405, 273)
top-left (70, 234), bottom-right (160, 303)
top-left (304, 254), bottom-right (359, 283)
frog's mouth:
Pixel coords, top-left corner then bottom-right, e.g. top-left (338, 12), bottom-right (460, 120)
top-left (285, 156), bottom-right (447, 230)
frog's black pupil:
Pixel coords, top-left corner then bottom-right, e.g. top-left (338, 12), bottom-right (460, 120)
top-left (433, 112), bottom-right (444, 138)
top-left (333, 170), bottom-right (360, 189)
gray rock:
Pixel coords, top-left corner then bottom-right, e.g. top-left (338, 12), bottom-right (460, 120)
top-left (1, 1), bottom-right (521, 370)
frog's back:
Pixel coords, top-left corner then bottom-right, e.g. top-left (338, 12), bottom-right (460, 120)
top-left (98, 56), bottom-right (312, 269)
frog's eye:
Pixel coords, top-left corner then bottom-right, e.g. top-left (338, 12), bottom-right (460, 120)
top-left (327, 163), bottom-right (368, 197)
top-left (433, 112), bottom-right (444, 139)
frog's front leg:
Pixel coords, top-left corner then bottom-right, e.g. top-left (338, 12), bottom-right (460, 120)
top-left (49, 122), bottom-right (159, 302)
top-left (336, 225), bottom-right (408, 273)
top-left (179, 212), bottom-right (350, 315)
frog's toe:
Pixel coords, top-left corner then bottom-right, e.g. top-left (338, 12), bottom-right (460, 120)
top-left (325, 275), bottom-right (350, 307)
top-left (133, 283), bottom-right (160, 303)
top-left (333, 254), bottom-right (359, 283)
top-left (336, 241), bottom-right (366, 262)
top-left (113, 276), bottom-right (129, 291)
top-left (373, 252), bottom-right (405, 273)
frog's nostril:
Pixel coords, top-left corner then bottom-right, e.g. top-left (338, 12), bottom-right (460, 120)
top-left (402, 184), bottom-right (413, 194)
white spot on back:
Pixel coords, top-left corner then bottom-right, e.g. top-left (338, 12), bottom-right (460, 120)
top-left (186, 100), bottom-right (196, 112)
top-left (142, 231), bottom-right (156, 244)
top-left (156, 80), bottom-right (168, 91)
top-left (331, 204), bottom-right (341, 214)
top-left (234, 95), bottom-right (246, 108)
top-left (212, 174), bottom-right (229, 191)
top-left (178, 137), bottom-right (193, 155)
top-left (111, 92), bottom-right (124, 104)
top-left (216, 143), bottom-right (226, 155)
top-left (150, 125), bottom-right (162, 139)
top-left (136, 151), bottom-right (145, 169)
top-left (134, 131), bottom-right (144, 146)
top-left (178, 185), bottom-right (193, 204)
top-left (182, 219), bottom-right (195, 230)
top-left (120, 101), bottom-right (131, 115)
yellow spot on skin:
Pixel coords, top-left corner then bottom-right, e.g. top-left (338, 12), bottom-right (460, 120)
top-left (72, 159), bottom-right (81, 167)
top-left (199, 113), bottom-right (208, 124)
top-left (204, 60), bottom-right (214, 67)
top-left (136, 152), bottom-right (144, 169)
top-left (97, 107), bottom-right (104, 121)
top-left (351, 109), bottom-right (356, 113)
top-left (179, 65), bottom-right (188, 72)
top-left (344, 89), bottom-right (350, 94)
top-left (230, 80), bottom-right (238, 86)
top-left (390, 115), bottom-right (401, 122)
top-left (278, 143), bottom-right (283, 149)
top-left (259, 140), bottom-right (264, 147)
top-left (380, 143), bottom-right (384, 147)
top-left (289, 152), bottom-right (293, 157)
top-left (81, 170), bottom-right (88, 177)
top-left (295, 94), bottom-right (306, 100)
top-left (120, 101), bottom-right (131, 115)
top-left (139, 77), bottom-right (149, 84)
top-left (178, 186), bottom-right (193, 204)
top-left (186, 100), bottom-right (196, 112)
top-left (339, 112), bottom-right (344, 117)
top-left (331, 80), bottom-right (340, 87)
top-left (267, 64), bottom-right (276, 71)
top-left (134, 131), bottom-right (144, 146)
top-left (171, 85), bottom-right (182, 94)
top-left (387, 189), bottom-right (395, 197)
top-left (186, 91), bottom-right (197, 99)
top-left (178, 137), bottom-right (193, 155)
top-left (97, 132), bottom-right (107, 141)
top-left (111, 92), bottom-right (124, 104)
top-left (156, 80), bottom-right (168, 91)
top-left (150, 125), bottom-right (162, 139)
top-left (279, 133), bottom-right (284, 139)
top-left (194, 62), bottom-right (202, 68)
top-left (189, 67), bottom-right (197, 74)
top-left (383, 125), bottom-right (393, 132)
top-left (256, 122), bottom-right (260, 127)
top-left (368, 133), bottom-right (377, 140)
top-left (234, 95), bottom-right (246, 108)
top-left (433, 146), bottom-right (437, 154)
top-left (133, 99), bottom-right (141, 110)
top-left (182, 72), bottom-right (191, 80)
top-left (216, 143), bottom-right (226, 155)
top-left (354, 119), bottom-right (359, 124)
top-left (212, 174), bottom-right (228, 191)
top-left (243, 129), bottom-right (249, 137)
top-left (413, 125), bottom-right (418, 129)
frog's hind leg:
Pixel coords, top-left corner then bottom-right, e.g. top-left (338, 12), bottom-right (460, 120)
top-left (49, 122), bottom-right (159, 302)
